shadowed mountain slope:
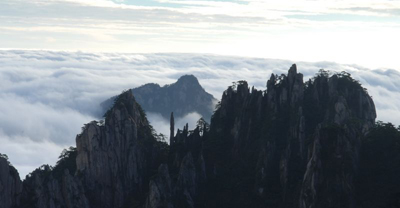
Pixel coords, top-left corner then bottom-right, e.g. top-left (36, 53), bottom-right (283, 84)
top-left (2, 65), bottom-right (400, 208)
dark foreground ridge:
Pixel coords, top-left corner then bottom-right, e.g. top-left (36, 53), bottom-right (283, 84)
top-left (100, 75), bottom-right (216, 121)
top-left (1, 65), bottom-right (400, 208)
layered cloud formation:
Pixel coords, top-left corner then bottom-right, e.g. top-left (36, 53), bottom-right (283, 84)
top-left (0, 0), bottom-right (399, 69)
top-left (0, 50), bottom-right (399, 178)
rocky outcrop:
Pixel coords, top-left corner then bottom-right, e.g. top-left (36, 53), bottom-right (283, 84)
top-left (19, 166), bottom-right (89, 208)
top-left (200, 65), bottom-right (307, 207)
top-left (10, 90), bottom-right (166, 208)
top-left (0, 156), bottom-right (22, 208)
top-left (145, 117), bottom-right (208, 208)
top-left (299, 72), bottom-right (376, 208)
top-left (101, 75), bottom-right (217, 121)
top-left (356, 122), bottom-right (400, 208)
top-left (145, 164), bottom-right (174, 208)
top-left (200, 65), bottom-right (376, 208)
top-left (76, 90), bottom-right (164, 208)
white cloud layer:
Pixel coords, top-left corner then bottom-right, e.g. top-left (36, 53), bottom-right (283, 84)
top-left (0, 0), bottom-right (399, 69)
top-left (0, 50), bottom-right (399, 178)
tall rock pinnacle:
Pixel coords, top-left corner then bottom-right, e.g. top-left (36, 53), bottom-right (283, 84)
top-left (170, 112), bottom-right (175, 143)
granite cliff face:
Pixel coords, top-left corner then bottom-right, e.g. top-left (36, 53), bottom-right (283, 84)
top-left (143, 65), bottom-right (378, 208)
top-left (101, 75), bottom-right (216, 121)
top-left (0, 156), bottom-right (22, 208)
top-left (2, 65), bottom-right (397, 208)
top-left (143, 117), bottom-right (208, 208)
top-left (19, 166), bottom-right (89, 208)
top-left (76, 91), bottom-right (167, 208)
top-left (144, 164), bottom-right (174, 208)
top-left (299, 71), bottom-right (376, 208)
top-left (1, 91), bottom-right (168, 208)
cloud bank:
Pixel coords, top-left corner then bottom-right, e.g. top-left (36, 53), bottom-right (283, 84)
top-left (0, 0), bottom-right (399, 69)
top-left (0, 50), bottom-right (399, 178)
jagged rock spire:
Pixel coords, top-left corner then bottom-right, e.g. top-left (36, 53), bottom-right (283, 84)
top-left (185, 123), bottom-right (189, 133)
top-left (170, 112), bottom-right (175, 143)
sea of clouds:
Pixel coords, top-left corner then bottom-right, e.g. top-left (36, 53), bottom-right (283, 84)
top-left (0, 50), bottom-right (399, 178)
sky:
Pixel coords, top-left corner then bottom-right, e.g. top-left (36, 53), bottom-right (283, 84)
top-left (0, 0), bottom-right (400, 69)
top-left (0, 0), bottom-right (400, 178)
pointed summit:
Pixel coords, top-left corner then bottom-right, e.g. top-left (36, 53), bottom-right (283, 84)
top-left (76, 89), bottom-right (160, 208)
top-left (175, 74), bottom-right (200, 86)
top-left (289, 64), bottom-right (297, 74)
top-left (103, 90), bottom-right (146, 124)
top-left (100, 75), bottom-right (216, 121)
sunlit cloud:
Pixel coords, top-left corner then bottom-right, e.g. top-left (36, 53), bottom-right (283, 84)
top-left (0, 0), bottom-right (399, 69)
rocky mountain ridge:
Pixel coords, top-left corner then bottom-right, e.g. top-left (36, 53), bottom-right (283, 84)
top-left (101, 75), bottom-right (216, 121)
top-left (1, 65), bottom-right (399, 208)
